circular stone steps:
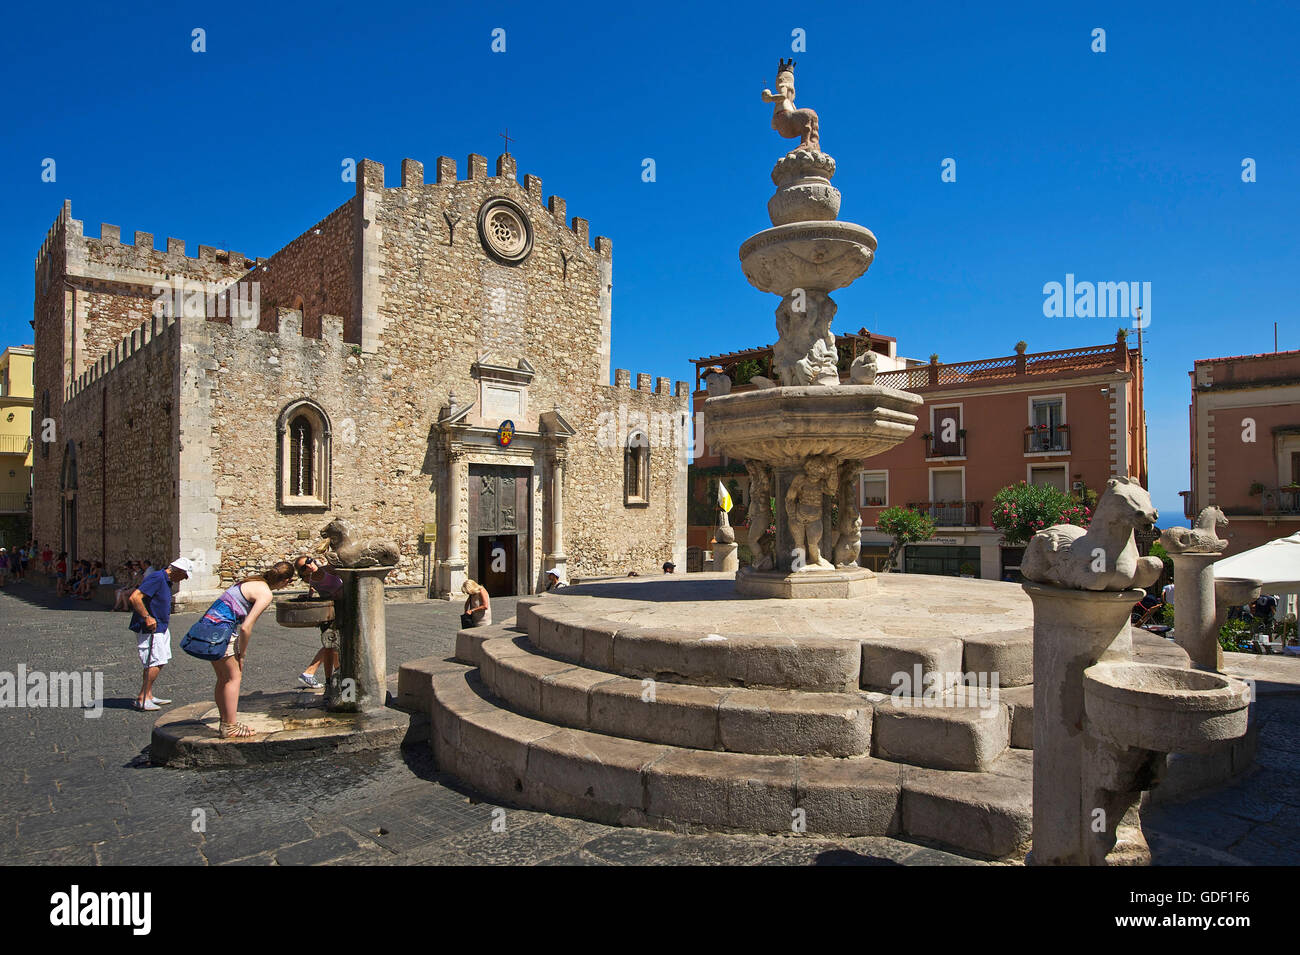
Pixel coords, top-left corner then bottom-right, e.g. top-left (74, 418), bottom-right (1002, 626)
top-left (479, 633), bottom-right (873, 757)
top-left (403, 576), bottom-right (1227, 861)
top-left (426, 661), bottom-right (1033, 858)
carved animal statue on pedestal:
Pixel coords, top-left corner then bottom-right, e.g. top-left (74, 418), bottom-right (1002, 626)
top-left (1021, 476), bottom-right (1163, 591)
top-left (1159, 506), bottom-right (1229, 554)
top-left (703, 366), bottom-right (732, 397)
top-left (849, 351), bottom-right (878, 384)
top-left (762, 59), bottom-right (820, 153)
top-left (318, 518), bottom-right (400, 568)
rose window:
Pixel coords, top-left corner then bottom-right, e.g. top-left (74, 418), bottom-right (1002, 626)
top-left (478, 198), bottom-right (534, 264)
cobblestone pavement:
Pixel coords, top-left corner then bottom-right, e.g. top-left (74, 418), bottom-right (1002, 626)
top-left (1, 581), bottom-right (1296, 866)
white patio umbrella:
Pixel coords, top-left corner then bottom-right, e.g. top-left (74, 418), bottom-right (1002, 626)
top-left (1214, 531), bottom-right (1300, 630)
top-left (1214, 531), bottom-right (1300, 587)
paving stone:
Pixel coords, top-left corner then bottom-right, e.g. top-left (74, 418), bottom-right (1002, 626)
top-left (274, 830), bottom-right (364, 866)
top-left (575, 829), bottom-right (686, 864)
top-left (3, 587), bottom-right (1297, 867)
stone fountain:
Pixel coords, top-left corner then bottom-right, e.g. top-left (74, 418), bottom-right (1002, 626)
top-left (1020, 480), bottom-right (1252, 864)
top-left (399, 65), bottom-right (1259, 863)
top-left (149, 519), bottom-right (408, 766)
top-left (704, 59), bottom-right (921, 599)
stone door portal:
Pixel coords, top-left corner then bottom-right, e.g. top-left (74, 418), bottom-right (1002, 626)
top-left (468, 464), bottom-right (531, 597)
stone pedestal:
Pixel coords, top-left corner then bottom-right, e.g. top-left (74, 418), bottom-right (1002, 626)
top-left (736, 565), bottom-right (876, 598)
top-left (328, 566), bottom-right (393, 713)
top-left (1024, 582), bottom-right (1140, 866)
top-left (714, 542), bottom-right (739, 572)
top-left (1170, 552), bottom-right (1221, 671)
top-left (436, 559), bottom-right (467, 601)
top-left (1214, 576), bottom-right (1262, 641)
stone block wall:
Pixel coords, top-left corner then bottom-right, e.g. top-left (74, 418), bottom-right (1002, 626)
top-left (32, 152), bottom-right (689, 595)
top-left (56, 316), bottom-right (181, 572)
top-left (249, 200), bottom-right (355, 339)
top-left (31, 201), bottom-right (254, 554)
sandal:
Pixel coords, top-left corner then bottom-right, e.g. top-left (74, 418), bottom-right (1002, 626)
top-left (219, 721), bottom-right (257, 739)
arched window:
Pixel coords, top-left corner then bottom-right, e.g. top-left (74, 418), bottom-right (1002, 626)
top-left (278, 399), bottom-right (331, 509)
top-left (624, 430), bottom-right (649, 507)
top-left (289, 417), bottom-right (314, 496)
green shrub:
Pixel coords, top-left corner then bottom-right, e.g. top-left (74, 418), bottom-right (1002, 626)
top-left (991, 481), bottom-right (1090, 545)
top-left (876, 506), bottom-right (936, 572)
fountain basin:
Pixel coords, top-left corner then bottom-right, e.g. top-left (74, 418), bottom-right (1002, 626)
top-left (275, 597), bottom-right (335, 628)
top-left (704, 385), bottom-right (921, 467)
top-left (739, 221), bottom-right (877, 295)
top-left (1083, 661), bottom-right (1249, 754)
top-left (1214, 576), bottom-right (1263, 610)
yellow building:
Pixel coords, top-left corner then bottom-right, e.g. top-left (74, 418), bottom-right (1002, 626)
top-left (0, 345), bottom-right (35, 546)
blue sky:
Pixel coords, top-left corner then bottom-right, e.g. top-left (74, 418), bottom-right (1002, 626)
top-left (2, 0), bottom-right (1296, 520)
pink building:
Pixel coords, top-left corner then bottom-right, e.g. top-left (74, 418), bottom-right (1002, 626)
top-left (1185, 348), bottom-right (1300, 553)
top-left (689, 330), bottom-right (1146, 579)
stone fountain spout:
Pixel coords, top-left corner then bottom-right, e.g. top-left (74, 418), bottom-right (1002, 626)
top-left (1022, 480), bottom-right (1251, 865)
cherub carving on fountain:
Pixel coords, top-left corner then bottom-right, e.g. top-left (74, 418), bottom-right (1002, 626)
top-left (774, 290), bottom-right (839, 386)
top-left (762, 59), bottom-right (820, 154)
top-left (1159, 506), bottom-right (1229, 554)
top-left (833, 464), bottom-right (863, 567)
top-left (745, 462), bottom-right (776, 571)
top-left (1020, 477), bottom-right (1163, 591)
top-left (786, 454), bottom-right (838, 570)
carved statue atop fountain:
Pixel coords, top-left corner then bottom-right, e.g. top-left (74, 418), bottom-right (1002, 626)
top-left (774, 291), bottom-right (839, 386)
top-left (762, 59), bottom-right (820, 153)
top-left (699, 57), bottom-right (921, 598)
top-left (1159, 506), bottom-right (1229, 554)
top-left (319, 518), bottom-right (400, 568)
top-left (1020, 477), bottom-right (1163, 590)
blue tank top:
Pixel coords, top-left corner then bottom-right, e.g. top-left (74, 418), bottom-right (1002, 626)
top-left (203, 582), bottom-right (254, 624)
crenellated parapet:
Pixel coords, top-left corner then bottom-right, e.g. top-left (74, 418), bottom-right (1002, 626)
top-left (354, 153), bottom-right (611, 257)
top-left (63, 307), bottom-right (348, 405)
top-left (35, 200), bottom-right (257, 286)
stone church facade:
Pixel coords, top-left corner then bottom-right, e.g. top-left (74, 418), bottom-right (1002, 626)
top-left (32, 152), bottom-right (688, 607)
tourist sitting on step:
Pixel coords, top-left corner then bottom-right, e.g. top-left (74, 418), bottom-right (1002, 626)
top-left (113, 561), bottom-right (143, 611)
top-left (544, 568), bottom-right (566, 591)
top-left (461, 580), bottom-right (492, 629)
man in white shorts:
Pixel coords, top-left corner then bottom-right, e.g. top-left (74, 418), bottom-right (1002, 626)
top-left (128, 557), bottom-right (193, 711)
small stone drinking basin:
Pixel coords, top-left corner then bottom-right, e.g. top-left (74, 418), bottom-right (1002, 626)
top-left (1214, 576), bottom-right (1263, 607)
top-left (275, 597), bottom-right (335, 628)
top-left (1083, 661), bottom-right (1249, 754)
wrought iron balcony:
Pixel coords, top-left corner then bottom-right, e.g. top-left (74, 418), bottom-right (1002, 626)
top-left (0, 491), bottom-right (30, 513)
top-left (907, 501), bottom-right (983, 526)
top-left (925, 433), bottom-right (966, 457)
top-left (1023, 427), bottom-right (1070, 453)
top-left (1262, 486), bottom-right (1300, 515)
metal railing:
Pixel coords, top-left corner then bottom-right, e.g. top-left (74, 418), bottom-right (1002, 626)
top-left (907, 501), bottom-right (983, 526)
top-left (925, 434), bottom-right (966, 457)
top-left (1023, 428), bottom-right (1071, 453)
top-left (876, 341), bottom-right (1127, 392)
top-left (0, 434), bottom-right (32, 455)
top-left (0, 492), bottom-right (30, 513)
top-left (1262, 486), bottom-right (1300, 515)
